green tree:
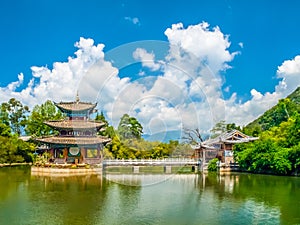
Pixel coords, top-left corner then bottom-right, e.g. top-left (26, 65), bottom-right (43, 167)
top-left (0, 136), bottom-right (35, 163)
top-left (0, 98), bottom-right (29, 135)
top-left (95, 111), bottom-right (108, 127)
top-left (286, 113), bottom-right (300, 147)
top-left (25, 100), bottom-right (64, 137)
top-left (242, 124), bottom-right (262, 137)
top-left (0, 121), bottom-right (11, 137)
top-left (226, 123), bottom-right (241, 131)
top-left (234, 115), bottom-right (299, 175)
top-left (118, 114), bottom-right (143, 139)
top-left (244, 96), bottom-right (300, 133)
top-left (105, 136), bottom-right (137, 159)
top-left (208, 158), bottom-right (219, 172)
top-left (210, 120), bottom-right (226, 138)
top-left (95, 111), bottom-right (116, 138)
top-left (288, 143), bottom-right (300, 174)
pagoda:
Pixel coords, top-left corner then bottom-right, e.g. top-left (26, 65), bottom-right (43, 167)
top-left (36, 94), bottom-right (110, 165)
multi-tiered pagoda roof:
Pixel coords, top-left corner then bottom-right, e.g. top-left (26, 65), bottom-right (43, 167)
top-left (37, 135), bottom-right (110, 145)
top-left (43, 120), bottom-right (105, 130)
top-left (36, 95), bottom-right (110, 147)
top-left (54, 101), bottom-right (97, 113)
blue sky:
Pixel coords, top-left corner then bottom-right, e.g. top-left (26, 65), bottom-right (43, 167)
top-left (1, 0), bottom-right (300, 139)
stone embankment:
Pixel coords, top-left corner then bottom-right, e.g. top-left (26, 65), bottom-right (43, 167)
top-left (0, 162), bottom-right (32, 167)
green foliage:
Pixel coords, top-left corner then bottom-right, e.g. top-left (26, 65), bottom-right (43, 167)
top-left (207, 158), bottom-right (219, 172)
top-left (235, 112), bottom-right (300, 175)
top-left (210, 120), bottom-right (227, 138)
top-left (287, 86), bottom-right (300, 105)
top-left (285, 113), bottom-right (300, 147)
top-left (95, 111), bottom-right (116, 139)
top-left (226, 123), bottom-right (242, 132)
top-left (118, 114), bottom-right (143, 139)
top-left (210, 121), bottom-right (242, 138)
top-left (171, 142), bottom-right (194, 158)
top-left (245, 87), bottom-right (300, 135)
top-left (95, 111), bottom-right (108, 127)
top-left (104, 135), bottom-right (184, 160)
top-left (25, 100), bottom-right (64, 137)
top-left (242, 124), bottom-right (262, 137)
top-left (33, 152), bottom-right (51, 165)
top-left (0, 122), bottom-right (11, 137)
top-left (0, 98), bottom-right (29, 135)
top-left (288, 143), bottom-right (300, 172)
top-left (0, 136), bottom-right (35, 163)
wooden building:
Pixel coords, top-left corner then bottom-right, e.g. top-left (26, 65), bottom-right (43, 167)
top-left (36, 95), bottom-right (110, 164)
top-left (194, 130), bottom-right (258, 170)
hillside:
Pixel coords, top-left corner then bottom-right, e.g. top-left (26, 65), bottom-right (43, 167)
top-left (244, 86), bottom-right (300, 134)
top-left (288, 86), bottom-right (300, 104)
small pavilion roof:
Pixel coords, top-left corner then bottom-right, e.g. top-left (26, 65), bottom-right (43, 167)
top-left (36, 136), bottom-right (111, 145)
top-left (203, 129), bottom-right (258, 146)
top-left (54, 93), bottom-right (97, 112)
top-left (44, 120), bottom-right (105, 130)
top-left (54, 101), bottom-right (97, 112)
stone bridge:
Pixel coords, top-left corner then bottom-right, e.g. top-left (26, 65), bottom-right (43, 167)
top-left (103, 158), bottom-right (198, 166)
top-left (102, 158), bottom-right (199, 173)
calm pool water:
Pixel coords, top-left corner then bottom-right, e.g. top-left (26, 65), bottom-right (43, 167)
top-left (0, 166), bottom-right (299, 225)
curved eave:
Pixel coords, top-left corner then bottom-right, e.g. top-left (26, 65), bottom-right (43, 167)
top-left (36, 136), bottom-right (111, 145)
top-left (223, 138), bottom-right (259, 144)
top-left (54, 101), bottom-right (97, 112)
top-left (44, 120), bottom-right (104, 130)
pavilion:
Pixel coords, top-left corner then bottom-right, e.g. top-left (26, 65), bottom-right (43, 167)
top-left (36, 94), bottom-right (111, 165)
top-left (194, 129), bottom-right (258, 170)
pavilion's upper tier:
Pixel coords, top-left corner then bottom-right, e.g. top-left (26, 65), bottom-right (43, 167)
top-left (54, 101), bottom-right (97, 114)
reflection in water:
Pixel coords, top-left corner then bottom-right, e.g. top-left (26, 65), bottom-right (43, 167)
top-left (0, 167), bottom-right (299, 225)
top-left (28, 174), bottom-right (109, 225)
top-left (0, 166), bottom-right (31, 201)
top-left (104, 173), bottom-right (196, 187)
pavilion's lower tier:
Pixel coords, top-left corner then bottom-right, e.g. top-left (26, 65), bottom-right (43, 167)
top-left (45, 147), bottom-right (103, 165)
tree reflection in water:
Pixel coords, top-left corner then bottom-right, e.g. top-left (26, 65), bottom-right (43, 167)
top-left (0, 167), bottom-right (299, 225)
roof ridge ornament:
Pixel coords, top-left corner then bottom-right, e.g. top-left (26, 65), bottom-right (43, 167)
top-left (76, 91), bottom-right (80, 103)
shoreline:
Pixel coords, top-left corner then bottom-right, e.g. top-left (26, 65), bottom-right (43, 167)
top-left (0, 162), bottom-right (32, 167)
top-left (31, 165), bottom-right (103, 176)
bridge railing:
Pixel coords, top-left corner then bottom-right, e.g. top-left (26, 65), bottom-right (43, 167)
top-left (103, 158), bottom-right (198, 166)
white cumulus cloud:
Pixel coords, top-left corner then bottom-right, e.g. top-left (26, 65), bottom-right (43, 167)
top-left (133, 48), bottom-right (161, 71)
top-left (1, 22), bottom-right (300, 139)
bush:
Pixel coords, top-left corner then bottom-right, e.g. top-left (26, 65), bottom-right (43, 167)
top-left (208, 158), bottom-right (219, 172)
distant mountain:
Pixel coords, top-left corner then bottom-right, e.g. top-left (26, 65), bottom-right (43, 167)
top-left (142, 130), bottom-right (183, 143)
top-left (245, 86), bottom-right (300, 133)
top-left (143, 130), bottom-right (211, 143)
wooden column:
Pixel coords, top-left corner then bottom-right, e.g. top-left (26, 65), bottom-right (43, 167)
top-left (80, 147), bottom-right (85, 163)
top-left (63, 148), bottom-right (68, 163)
top-left (97, 147), bottom-right (100, 159)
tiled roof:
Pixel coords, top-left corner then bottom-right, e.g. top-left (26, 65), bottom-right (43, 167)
top-left (203, 129), bottom-right (259, 146)
top-left (36, 136), bottom-right (111, 145)
top-left (44, 120), bottom-right (105, 129)
top-left (54, 101), bottom-right (97, 112)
